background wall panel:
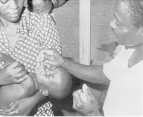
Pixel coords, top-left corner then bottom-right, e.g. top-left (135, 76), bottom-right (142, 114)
top-left (54, 0), bottom-right (117, 64)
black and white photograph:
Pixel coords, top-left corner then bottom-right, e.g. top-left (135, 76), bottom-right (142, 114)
top-left (0, 0), bottom-right (142, 116)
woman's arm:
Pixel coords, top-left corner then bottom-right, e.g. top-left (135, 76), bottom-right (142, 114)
top-left (0, 91), bottom-right (47, 116)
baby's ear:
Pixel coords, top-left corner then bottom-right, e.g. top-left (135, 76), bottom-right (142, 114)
top-left (40, 88), bottom-right (49, 96)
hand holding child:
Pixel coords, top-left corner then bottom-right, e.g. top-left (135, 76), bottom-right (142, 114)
top-left (0, 53), bottom-right (27, 85)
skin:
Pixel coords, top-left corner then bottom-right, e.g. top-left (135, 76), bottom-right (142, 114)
top-left (0, 53), bottom-right (37, 111)
top-left (0, 0), bottom-right (46, 115)
top-left (35, 64), bottom-right (72, 99)
top-left (42, 0), bottom-right (143, 116)
top-left (28, 0), bottom-right (69, 13)
top-left (0, 0), bottom-right (24, 23)
top-left (0, 0), bottom-right (69, 115)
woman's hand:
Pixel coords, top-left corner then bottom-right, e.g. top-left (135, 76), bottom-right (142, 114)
top-left (0, 97), bottom-right (35, 116)
top-left (0, 62), bottom-right (27, 85)
top-left (0, 53), bottom-right (27, 85)
top-left (72, 84), bottom-right (101, 116)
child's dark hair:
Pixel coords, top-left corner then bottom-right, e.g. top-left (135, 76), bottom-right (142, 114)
top-left (27, 0), bottom-right (54, 13)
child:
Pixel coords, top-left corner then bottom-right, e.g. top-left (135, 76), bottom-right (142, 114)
top-left (0, 53), bottom-right (37, 111)
top-left (0, 0), bottom-right (68, 116)
top-left (35, 50), bottom-right (72, 100)
top-left (0, 53), bottom-right (72, 114)
top-left (28, 0), bottom-right (53, 14)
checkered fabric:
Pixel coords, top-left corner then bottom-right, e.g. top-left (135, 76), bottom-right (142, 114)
top-left (34, 102), bottom-right (54, 116)
top-left (0, 8), bottom-right (62, 116)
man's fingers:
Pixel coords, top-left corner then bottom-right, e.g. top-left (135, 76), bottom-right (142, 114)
top-left (44, 54), bottom-right (54, 61)
top-left (44, 62), bottom-right (56, 70)
top-left (43, 49), bottom-right (54, 55)
top-left (44, 60), bottom-right (55, 66)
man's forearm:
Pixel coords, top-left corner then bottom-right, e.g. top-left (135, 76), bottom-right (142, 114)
top-left (62, 57), bottom-right (109, 84)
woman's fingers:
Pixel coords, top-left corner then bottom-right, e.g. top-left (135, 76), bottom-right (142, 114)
top-left (6, 110), bottom-right (19, 116)
top-left (14, 75), bottom-right (28, 84)
top-left (0, 110), bottom-right (9, 116)
top-left (15, 70), bottom-right (27, 77)
top-left (6, 102), bottom-right (18, 112)
top-left (8, 62), bottom-right (19, 69)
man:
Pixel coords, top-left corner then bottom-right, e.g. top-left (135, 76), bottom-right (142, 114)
top-left (42, 0), bottom-right (143, 116)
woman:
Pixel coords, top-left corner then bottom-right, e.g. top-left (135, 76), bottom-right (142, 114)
top-left (0, 0), bottom-right (68, 116)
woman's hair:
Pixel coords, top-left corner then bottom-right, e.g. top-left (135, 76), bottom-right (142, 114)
top-left (120, 0), bottom-right (143, 28)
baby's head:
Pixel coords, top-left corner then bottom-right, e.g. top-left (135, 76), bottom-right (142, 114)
top-left (36, 66), bottom-right (72, 100)
top-left (28, 0), bottom-right (53, 13)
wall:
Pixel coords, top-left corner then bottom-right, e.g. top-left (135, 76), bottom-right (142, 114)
top-left (54, 0), bottom-right (79, 60)
top-left (54, 0), bottom-right (117, 64)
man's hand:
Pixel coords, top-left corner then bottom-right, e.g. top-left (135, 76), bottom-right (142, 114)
top-left (43, 49), bottom-right (64, 67)
top-left (34, 62), bottom-right (50, 89)
top-left (72, 84), bottom-right (101, 116)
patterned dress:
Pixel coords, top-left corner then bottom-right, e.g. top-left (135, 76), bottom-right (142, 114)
top-left (0, 8), bottom-right (62, 116)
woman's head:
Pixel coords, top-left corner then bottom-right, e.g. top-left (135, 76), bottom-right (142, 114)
top-left (110, 0), bottom-right (143, 46)
top-left (0, 0), bottom-right (24, 23)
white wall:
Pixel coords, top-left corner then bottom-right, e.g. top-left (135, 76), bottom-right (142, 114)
top-left (54, 0), bottom-right (117, 64)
